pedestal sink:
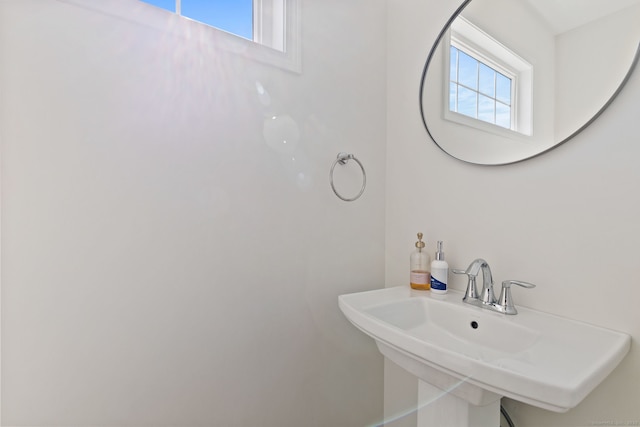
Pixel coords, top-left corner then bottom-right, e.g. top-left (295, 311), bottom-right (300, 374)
top-left (339, 286), bottom-right (630, 427)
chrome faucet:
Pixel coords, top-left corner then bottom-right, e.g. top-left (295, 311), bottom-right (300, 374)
top-left (453, 259), bottom-right (535, 315)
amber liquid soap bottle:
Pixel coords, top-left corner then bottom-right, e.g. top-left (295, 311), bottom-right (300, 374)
top-left (410, 232), bottom-right (431, 290)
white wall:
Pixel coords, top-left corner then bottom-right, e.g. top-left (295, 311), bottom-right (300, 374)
top-left (555, 3), bottom-right (640, 141)
top-left (0, 0), bottom-right (387, 425)
top-left (387, 0), bottom-right (640, 426)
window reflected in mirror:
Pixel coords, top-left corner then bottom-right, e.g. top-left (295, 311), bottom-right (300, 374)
top-left (449, 45), bottom-right (513, 129)
top-left (443, 16), bottom-right (533, 137)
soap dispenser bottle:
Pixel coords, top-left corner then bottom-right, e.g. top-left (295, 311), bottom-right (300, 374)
top-left (430, 241), bottom-right (448, 294)
top-left (410, 232), bottom-right (431, 290)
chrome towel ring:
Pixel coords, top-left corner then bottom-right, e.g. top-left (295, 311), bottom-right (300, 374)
top-left (330, 152), bottom-right (367, 202)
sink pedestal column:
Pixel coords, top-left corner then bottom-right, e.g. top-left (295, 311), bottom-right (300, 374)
top-left (417, 380), bottom-right (500, 427)
top-left (378, 343), bottom-right (502, 427)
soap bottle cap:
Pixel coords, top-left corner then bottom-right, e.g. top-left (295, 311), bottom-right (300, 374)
top-left (435, 240), bottom-right (445, 260)
top-left (415, 233), bottom-right (425, 250)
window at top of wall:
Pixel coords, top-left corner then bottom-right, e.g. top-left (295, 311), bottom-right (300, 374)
top-left (444, 17), bottom-right (532, 137)
top-left (59, 0), bottom-right (300, 72)
top-left (138, 0), bottom-right (288, 53)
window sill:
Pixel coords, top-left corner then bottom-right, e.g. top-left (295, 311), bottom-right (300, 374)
top-left (444, 109), bottom-right (532, 140)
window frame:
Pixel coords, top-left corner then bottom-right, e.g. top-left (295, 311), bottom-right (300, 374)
top-left (443, 17), bottom-right (532, 138)
top-left (57, 0), bottom-right (301, 73)
top-left (449, 44), bottom-right (515, 129)
top-left (253, 0), bottom-right (286, 52)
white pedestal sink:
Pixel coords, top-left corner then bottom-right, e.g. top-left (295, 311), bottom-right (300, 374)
top-left (339, 286), bottom-right (630, 427)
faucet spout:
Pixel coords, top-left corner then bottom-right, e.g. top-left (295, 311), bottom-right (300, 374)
top-left (467, 259), bottom-right (495, 304)
top-left (453, 258), bottom-right (495, 305)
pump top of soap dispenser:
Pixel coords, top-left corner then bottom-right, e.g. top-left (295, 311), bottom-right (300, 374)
top-left (435, 240), bottom-right (445, 260)
top-left (415, 233), bottom-right (426, 251)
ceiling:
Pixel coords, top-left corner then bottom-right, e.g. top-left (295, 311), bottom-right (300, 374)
top-left (522, 0), bottom-right (640, 34)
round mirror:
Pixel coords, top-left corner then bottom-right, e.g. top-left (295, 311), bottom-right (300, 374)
top-left (420, 0), bottom-right (640, 165)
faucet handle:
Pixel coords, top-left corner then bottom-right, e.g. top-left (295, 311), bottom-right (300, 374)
top-left (498, 280), bottom-right (536, 315)
top-left (452, 268), bottom-right (480, 301)
top-left (502, 280), bottom-right (536, 289)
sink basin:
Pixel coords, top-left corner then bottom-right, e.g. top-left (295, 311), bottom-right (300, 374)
top-left (339, 286), bottom-right (630, 413)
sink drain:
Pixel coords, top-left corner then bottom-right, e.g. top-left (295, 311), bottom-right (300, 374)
top-left (470, 321), bottom-right (479, 329)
